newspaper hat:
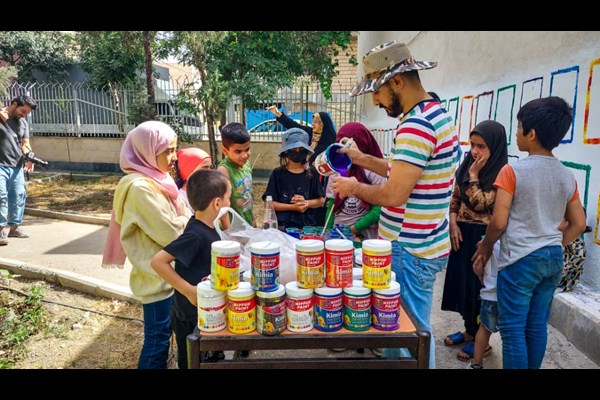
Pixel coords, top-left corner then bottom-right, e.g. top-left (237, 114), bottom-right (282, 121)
top-left (350, 41), bottom-right (437, 97)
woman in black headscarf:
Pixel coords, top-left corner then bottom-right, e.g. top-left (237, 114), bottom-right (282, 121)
top-left (267, 105), bottom-right (337, 225)
top-left (440, 120), bottom-right (508, 362)
top-left (267, 105), bottom-right (337, 164)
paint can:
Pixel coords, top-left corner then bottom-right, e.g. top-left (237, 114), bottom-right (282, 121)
top-left (372, 281), bottom-right (401, 331)
top-left (196, 280), bottom-right (226, 333)
top-left (314, 143), bottom-right (352, 177)
top-left (211, 240), bottom-right (241, 291)
top-left (325, 239), bottom-right (354, 288)
top-left (285, 281), bottom-right (314, 332)
top-left (361, 239), bottom-right (392, 289)
top-left (250, 241), bottom-right (280, 292)
top-left (343, 280), bottom-right (371, 331)
top-left (226, 282), bottom-right (256, 334)
top-left (296, 239), bottom-right (325, 288)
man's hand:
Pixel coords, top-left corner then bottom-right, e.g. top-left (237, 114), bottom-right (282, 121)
top-left (332, 176), bottom-right (358, 198)
top-left (24, 161), bottom-right (35, 174)
top-left (0, 108), bottom-right (8, 123)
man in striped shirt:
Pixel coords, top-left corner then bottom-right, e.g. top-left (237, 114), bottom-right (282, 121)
top-left (333, 41), bottom-right (459, 368)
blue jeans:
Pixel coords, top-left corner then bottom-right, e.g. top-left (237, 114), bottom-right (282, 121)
top-left (382, 241), bottom-right (448, 369)
top-left (138, 296), bottom-right (173, 369)
top-left (497, 246), bottom-right (563, 369)
top-left (0, 165), bottom-right (27, 228)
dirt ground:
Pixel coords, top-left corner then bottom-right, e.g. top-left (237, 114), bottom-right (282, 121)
top-left (1, 275), bottom-right (144, 369)
top-left (10, 174), bottom-right (267, 369)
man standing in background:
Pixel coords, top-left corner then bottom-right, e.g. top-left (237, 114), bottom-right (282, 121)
top-left (0, 95), bottom-right (38, 245)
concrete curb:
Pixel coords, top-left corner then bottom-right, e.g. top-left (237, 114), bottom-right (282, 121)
top-left (0, 256), bottom-right (139, 304)
top-left (25, 208), bottom-right (110, 226)
top-left (549, 289), bottom-right (600, 365)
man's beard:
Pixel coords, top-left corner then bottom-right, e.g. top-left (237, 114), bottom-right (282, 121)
top-left (380, 90), bottom-right (403, 118)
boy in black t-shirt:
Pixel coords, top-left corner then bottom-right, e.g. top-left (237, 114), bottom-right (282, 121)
top-left (151, 169), bottom-right (231, 369)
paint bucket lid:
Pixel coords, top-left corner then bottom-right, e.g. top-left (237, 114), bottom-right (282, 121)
top-left (373, 281), bottom-right (400, 296)
top-left (251, 241), bottom-right (280, 254)
top-left (325, 238), bottom-right (354, 251)
top-left (212, 240), bottom-right (241, 255)
top-left (257, 284), bottom-right (286, 299)
top-left (227, 281), bottom-right (254, 299)
top-left (285, 281), bottom-right (314, 298)
top-left (197, 280), bottom-right (225, 298)
top-left (314, 286), bottom-right (343, 296)
top-left (296, 239), bottom-right (325, 252)
top-left (362, 239), bottom-right (391, 252)
top-left (343, 280), bottom-right (371, 296)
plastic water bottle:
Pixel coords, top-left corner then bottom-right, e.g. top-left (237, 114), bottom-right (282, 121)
top-left (262, 195), bottom-right (278, 230)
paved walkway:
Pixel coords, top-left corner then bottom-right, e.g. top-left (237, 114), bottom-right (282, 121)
top-left (1, 215), bottom-right (597, 369)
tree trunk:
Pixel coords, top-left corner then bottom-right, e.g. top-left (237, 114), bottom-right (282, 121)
top-left (143, 31), bottom-right (157, 120)
top-left (108, 82), bottom-right (124, 133)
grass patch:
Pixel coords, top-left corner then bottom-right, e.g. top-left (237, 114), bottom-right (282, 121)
top-left (0, 284), bottom-right (46, 368)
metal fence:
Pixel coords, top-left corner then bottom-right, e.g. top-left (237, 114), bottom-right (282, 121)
top-left (227, 81), bottom-right (360, 142)
top-left (1, 79), bottom-right (205, 139)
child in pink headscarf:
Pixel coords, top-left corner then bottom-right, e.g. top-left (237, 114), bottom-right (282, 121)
top-left (173, 147), bottom-right (212, 211)
top-left (102, 121), bottom-right (192, 369)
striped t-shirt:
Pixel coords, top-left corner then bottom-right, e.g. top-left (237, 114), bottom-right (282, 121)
top-left (378, 100), bottom-right (459, 259)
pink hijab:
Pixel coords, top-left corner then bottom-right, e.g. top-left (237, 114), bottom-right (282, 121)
top-left (102, 121), bottom-right (179, 268)
top-left (177, 147), bottom-right (211, 188)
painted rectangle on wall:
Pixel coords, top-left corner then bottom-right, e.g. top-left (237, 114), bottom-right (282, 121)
top-left (446, 97), bottom-right (459, 126)
top-left (595, 194), bottom-right (600, 244)
top-left (583, 58), bottom-right (600, 144)
top-left (494, 85), bottom-right (516, 145)
top-left (475, 91), bottom-right (494, 125)
top-left (550, 66), bottom-right (579, 143)
top-left (458, 96), bottom-right (475, 145)
top-left (520, 77), bottom-right (544, 108)
top-left (561, 160), bottom-right (591, 210)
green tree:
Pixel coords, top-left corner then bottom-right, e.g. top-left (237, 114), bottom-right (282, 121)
top-left (77, 31), bottom-right (147, 132)
top-left (0, 31), bottom-right (73, 81)
top-left (158, 31), bottom-right (353, 163)
top-left (0, 65), bottom-right (18, 97)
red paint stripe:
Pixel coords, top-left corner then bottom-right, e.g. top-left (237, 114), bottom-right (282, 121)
top-left (386, 206), bottom-right (405, 214)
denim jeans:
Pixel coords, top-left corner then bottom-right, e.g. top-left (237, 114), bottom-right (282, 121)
top-left (497, 246), bottom-right (563, 369)
top-left (382, 241), bottom-right (448, 369)
top-left (0, 165), bottom-right (26, 227)
top-left (138, 296), bottom-right (173, 369)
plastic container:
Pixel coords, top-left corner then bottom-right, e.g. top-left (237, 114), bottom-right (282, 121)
top-left (296, 239), bottom-right (325, 288)
top-left (343, 281), bottom-right (371, 331)
top-left (314, 286), bottom-right (343, 332)
top-left (250, 241), bottom-right (280, 292)
top-left (226, 282), bottom-right (256, 334)
top-left (285, 281), bottom-right (314, 332)
top-left (211, 240), bottom-right (241, 291)
top-left (256, 284), bottom-right (286, 336)
top-left (196, 280), bottom-right (226, 332)
top-left (371, 281), bottom-right (401, 331)
top-left (362, 239), bottom-right (392, 289)
top-left (325, 239), bottom-right (354, 288)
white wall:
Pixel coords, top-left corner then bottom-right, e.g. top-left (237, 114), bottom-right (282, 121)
top-left (358, 31), bottom-right (600, 291)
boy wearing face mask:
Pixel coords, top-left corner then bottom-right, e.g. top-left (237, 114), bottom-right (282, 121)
top-left (262, 128), bottom-right (325, 230)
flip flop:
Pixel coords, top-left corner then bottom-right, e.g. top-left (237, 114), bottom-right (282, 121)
top-left (457, 341), bottom-right (493, 362)
top-left (444, 331), bottom-right (471, 347)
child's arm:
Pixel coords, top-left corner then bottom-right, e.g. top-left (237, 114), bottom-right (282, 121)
top-left (151, 250), bottom-right (198, 306)
top-left (216, 166), bottom-right (232, 229)
top-left (562, 199), bottom-right (587, 246)
top-left (472, 187), bottom-right (512, 270)
top-left (352, 205), bottom-right (381, 234)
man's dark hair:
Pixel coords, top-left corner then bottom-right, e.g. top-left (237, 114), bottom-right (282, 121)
top-left (517, 96), bottom-right (573, 151)
top-left (220, 122), bottom-right (250, 148)
top-left (11, 95), bottom-right (38, 110)
top-left (186, 169), bottom-right (229, 211)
